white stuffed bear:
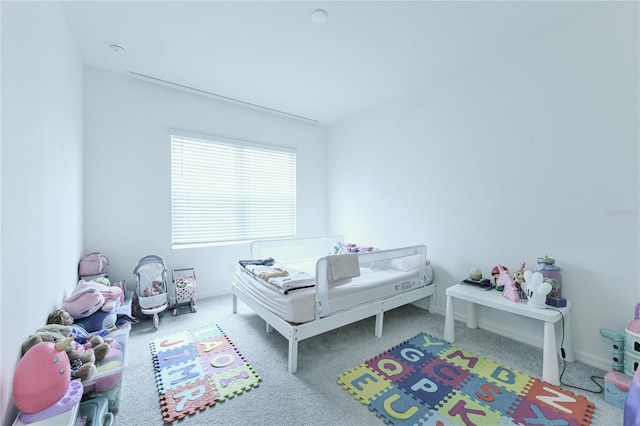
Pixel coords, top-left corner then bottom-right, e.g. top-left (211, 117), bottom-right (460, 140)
top-left (521, 271), bottom-right (552, 309)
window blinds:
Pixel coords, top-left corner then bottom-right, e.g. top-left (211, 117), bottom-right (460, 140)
top-left (171, 134), bottom-right (296, 247)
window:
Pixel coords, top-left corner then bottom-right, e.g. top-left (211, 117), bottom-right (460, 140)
top-left (171, 133), bottom-right (296, 247)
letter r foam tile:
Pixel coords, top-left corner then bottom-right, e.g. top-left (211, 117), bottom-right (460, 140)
top-left (159, 378), bottom-right (218, 424)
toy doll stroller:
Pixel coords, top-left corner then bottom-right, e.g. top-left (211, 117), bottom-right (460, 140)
top-left (170, 268), bottom-right (197, 316)
top-left (132, 255), bottom-right (168, 330)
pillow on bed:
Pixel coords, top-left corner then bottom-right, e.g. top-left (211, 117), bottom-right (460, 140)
top-left (388, 255), bottom-right (421, 272)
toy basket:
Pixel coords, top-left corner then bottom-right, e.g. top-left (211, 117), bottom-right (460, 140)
top-left (170, 268), bottom-right (197, 316)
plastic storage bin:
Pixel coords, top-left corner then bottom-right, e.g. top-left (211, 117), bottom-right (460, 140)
top-left (76, 396), bottom-right (113, 426)
top-left (81, 328), bottom-right (129, 414)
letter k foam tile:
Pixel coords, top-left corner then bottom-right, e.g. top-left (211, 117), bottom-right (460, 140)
top-left (150, 324), bottom-right (261, 423)
top-left (338, 332), bottom-right (596, 426)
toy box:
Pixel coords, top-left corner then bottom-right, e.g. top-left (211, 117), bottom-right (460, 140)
top-left (77, 396), bottom-right (113, 426)
top-left (605, 370), bottom-right (632, 409)
top-left (81, 328), bottom-right (129, 414)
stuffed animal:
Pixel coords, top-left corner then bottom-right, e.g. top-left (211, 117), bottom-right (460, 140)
top-left (22, 326), bottom-right (97, 381)
top-left (513, 262), bottom-right (526, 296)
top-left (47, 309), bottom-right (112, 361)
top-left (144, 281), bottom-right (162, 297)
top-left (62, 280), bottom-right (122, 319)
top-left (497, 265), bottom-right (519, 302)
top-left (74, 308), bottom-right (118, 334)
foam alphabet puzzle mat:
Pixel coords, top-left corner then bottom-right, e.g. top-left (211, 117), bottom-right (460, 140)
top-left (150, 324), bottom-right (261, 423)
top-left (338, 332), bottom-right (595, 425)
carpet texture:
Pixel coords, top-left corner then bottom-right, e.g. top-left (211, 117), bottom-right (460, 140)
top-left (339, 332), bottom-right (595, 425)
top-left (149, 324), bottom-right (261, 423)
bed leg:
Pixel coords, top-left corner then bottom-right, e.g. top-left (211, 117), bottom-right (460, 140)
top-left (266, 322), bottom-right (273, 333)
top-left (232, 294), bottom-right (237, 314)
top-left (375, 312), bottom-right (384, 337)
top-left (288, 337), bottom-right (298, 374)
top-left (429, 291), bottom-right (436, 312)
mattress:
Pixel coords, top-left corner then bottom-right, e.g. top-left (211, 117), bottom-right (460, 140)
top-left (233, 258), bottom-right (423, 324)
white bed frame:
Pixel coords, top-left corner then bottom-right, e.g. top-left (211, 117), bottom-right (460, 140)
top-left (231, 235), bottom-right (436, 373)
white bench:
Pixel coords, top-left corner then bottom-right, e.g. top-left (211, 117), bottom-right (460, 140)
top-left (444, 283), bottom-right (575, 386)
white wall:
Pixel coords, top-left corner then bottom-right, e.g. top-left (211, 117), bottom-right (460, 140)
top-left (327, 2), bottom-right (639, 370)
top-left (82, 68), bottom-right (328, 298)
top-left (0, 2), bottom-right (84, 424)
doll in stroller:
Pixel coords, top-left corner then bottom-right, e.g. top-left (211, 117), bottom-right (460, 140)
top-left (132, 255), bottom-right (168, 329)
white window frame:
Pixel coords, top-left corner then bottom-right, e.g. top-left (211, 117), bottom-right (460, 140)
top-left (170, 131), bottom-right (296, 248)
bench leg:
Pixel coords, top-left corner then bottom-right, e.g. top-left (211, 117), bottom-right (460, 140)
top-left (561, 309), bottom-right (576, 362)
top-left (467, 302), bottom-right (477, 329)
top-left (444, 294), bottom-right (455, 343)
top-left (543, 321), bottom-right (560, 386)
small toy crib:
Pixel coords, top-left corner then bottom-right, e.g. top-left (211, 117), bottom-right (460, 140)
top-left (170, 267), bottom-right (197, 316)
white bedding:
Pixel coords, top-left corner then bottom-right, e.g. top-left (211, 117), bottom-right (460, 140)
top-left (234, 258), bottom-right (422, 324)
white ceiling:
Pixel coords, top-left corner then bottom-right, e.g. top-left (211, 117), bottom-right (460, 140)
top-left (61, 1), bottom-right (584, 125)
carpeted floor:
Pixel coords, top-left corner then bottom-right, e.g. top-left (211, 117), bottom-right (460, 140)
top-left (114, 295), bottom-right (622, 425)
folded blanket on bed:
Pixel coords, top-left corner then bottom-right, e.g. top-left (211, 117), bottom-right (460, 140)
top-left (244, 265), bottom-right (315, 294)
top-left (327, 253), bottom-right (360, 283)
top-left (255, 267), bottom-right (289, 281)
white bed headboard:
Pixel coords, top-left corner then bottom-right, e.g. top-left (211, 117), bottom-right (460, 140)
top-left (250, 235), bottom-right (344, 263)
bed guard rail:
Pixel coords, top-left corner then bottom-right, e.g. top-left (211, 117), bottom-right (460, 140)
top-left (314, 244), bottom-right (427, 319)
